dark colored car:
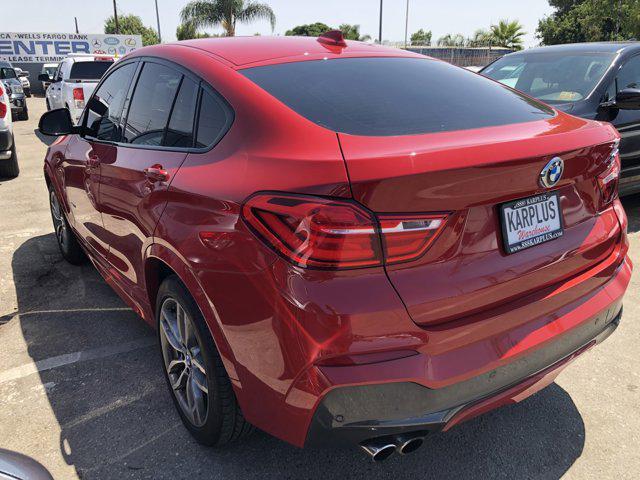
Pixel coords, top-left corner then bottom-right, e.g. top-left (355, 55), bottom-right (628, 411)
top-left (0, 62), bottom-right (28, 121)
top-left (481, 42), bottom-right (640, 196)
top-left (38, 34), bottom-right (630, 461)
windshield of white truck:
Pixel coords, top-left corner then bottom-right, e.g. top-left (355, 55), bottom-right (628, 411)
top-left (69, 61), bottom-right (113, 81)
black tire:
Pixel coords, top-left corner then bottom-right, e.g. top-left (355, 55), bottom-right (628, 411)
top-left (21, 109), bottom-right (29, 121)
top-left (156, 275), bottom-right (254, 446)
top-left (48, 186), bottom-right (86, 265)
top-left (0, 140), bottom-right (19, 178)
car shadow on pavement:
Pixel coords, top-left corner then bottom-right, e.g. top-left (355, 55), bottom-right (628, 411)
top-left (9, 234), bottom-right (587, 480)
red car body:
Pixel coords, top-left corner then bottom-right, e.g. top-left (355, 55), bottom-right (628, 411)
top-left (43, 36), bottom-right (631, 451)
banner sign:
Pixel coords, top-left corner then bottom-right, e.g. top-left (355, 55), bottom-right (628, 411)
top-left (0, 32), bottom-right (143, 63)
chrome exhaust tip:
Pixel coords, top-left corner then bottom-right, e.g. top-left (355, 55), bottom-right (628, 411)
top-left (395, 432), bottom-right (426, 455)
top-left (360, 439), bottom-right (397, 462)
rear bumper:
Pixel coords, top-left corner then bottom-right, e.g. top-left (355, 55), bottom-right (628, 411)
top-left (306, 304), bottom-right (622, 446)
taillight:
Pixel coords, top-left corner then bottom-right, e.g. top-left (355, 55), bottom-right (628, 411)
top-left (242, 193), bottom-right (448, 269)
top-left (378, 214), bottom-right (448, 265)
top-left (242, 193), bottom-right (382, 269)
top-left (0, 85), bottom-right (6, 118)
top-left (72, 88), bottom-right (85, 109)
top-left (597, 140), bottom-right (621, 208)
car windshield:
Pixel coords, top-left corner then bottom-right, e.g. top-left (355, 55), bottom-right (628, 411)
top-left (44, 66), bottom-right (57, 76)
top-left (0, 68), bottom-right (17, 80)
top-left (242, 57), bottom-right (554, 136)
top-left (69, 61), bottom-right (113, 80)
top-left (482, 52), bottom-right (616, 104)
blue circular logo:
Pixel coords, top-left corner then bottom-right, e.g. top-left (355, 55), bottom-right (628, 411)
top-left (540, 157), bottom-right (564, 188)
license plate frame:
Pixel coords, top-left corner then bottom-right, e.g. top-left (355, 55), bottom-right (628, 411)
top-left (500, 192), bottom-right (564, 255)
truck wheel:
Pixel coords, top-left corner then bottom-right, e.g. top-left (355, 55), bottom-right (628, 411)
top-left (157, 275), bottom-right (254, 446)
top-left (48, 186), bottom-right (86, 264)
top-left (0, 141), bottom-right (19, 178)
top-left (21, 109), bottom-right (29, 121)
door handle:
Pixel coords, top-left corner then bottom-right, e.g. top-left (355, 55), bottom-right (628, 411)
top-left (144, 164), bottom-right (170, 183)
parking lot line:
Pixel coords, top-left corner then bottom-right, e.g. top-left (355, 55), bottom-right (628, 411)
top-left (0, 337), bottom-right (155, 384)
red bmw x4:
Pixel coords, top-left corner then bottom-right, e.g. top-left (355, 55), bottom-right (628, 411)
top-left (39, 33), bottom-right (631, 461)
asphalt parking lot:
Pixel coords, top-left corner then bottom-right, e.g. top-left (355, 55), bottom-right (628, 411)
top-left (0, 97), bottom-right (639, 480)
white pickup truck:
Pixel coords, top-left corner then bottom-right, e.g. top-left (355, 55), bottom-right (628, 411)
top-left (0, 80), bottom-right (18, 177)
top-left (42, 55), bottom-right (114, 124)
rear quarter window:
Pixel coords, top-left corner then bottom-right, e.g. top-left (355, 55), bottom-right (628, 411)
top-left (241, 57), bottom-right (554, 136)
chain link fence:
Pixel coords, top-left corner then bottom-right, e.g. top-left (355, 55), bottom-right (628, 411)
top-left (403, 46), bottom-right (513, 68)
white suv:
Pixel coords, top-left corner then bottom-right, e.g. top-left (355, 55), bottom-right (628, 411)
top-left (0, 81), bottom-right (18, 177)
top-left (43, 55), bottom-right (114, 124)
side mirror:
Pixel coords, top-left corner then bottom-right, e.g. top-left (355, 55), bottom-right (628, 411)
top-left (38, 108), bottom-right (77, 136)
top-left (38, 73), bottom-right (51, 82)
top-left (616, 88), bottom-right (640, 110)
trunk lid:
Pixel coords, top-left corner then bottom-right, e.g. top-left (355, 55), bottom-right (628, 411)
top-left (339, 114), bottom-right (620, 327)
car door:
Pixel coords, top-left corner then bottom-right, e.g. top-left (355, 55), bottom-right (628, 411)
top-left (602, 55), bottom-right (640, 177)
top-left (49, 63), bottom-right (66, 109)
top-left (61, 60), bottom-right (139, 263)
top-left (97, 60), bottom-right (200, 309)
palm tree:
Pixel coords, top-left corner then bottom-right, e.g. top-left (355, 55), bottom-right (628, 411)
top-left (338, 24), bottom-right (372, 42)
top-left (468, 29), bottom-right (493, 47)
top-left (180, 0), bottom-right (276, 37)
top-left (490, 19), bottom-right (526, 50)
top-left (437, 33), bottom-right (465, 47)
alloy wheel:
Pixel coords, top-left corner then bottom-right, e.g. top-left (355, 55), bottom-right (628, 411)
top-left (50, 190), bottom-right (67, 249)
top-left (159, 297), bottom-right (209, 427)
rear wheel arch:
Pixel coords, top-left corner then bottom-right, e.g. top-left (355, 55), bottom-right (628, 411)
top-left (143, 246), bottom-right (240, 382)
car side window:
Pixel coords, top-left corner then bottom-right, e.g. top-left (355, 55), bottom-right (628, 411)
top-left (607, 56), bottom-right (640, 101)
top-left (123, 62), bottom-right (181, 146)
top-left (163, 77), bottom-right (198, 148)
top-left (196, 89), bottom-right (233, 148)
top-left (85, 62), bottom-right (137, 142)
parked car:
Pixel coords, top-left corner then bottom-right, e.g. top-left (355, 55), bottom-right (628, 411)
top-left (0, 80), bottom-right (18, 177)
top-left (40, 63), bottom-right (59, 92)
top-left (38, 34), bottom-right (631, 461)
top-left (481, 42), bottom-right (640, 196)
top-left (40, 54), bottom-right (114, 124)
top-left (0, 64), bottom-right (27, 121)
top-left (14, 68), bottom-right (31, 97)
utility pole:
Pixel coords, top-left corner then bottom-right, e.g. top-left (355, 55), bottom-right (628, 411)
top-left (74, 17), bottom-right (79, 34)
top-left (616, 0), bottom-right (622, 39)
top-left (378, 0), bottom-right (383, 44)
top-left (154, 0), bottom-right (162, 43)
top-left (113, 0), bottom-right (120, 34)
top-left (404, 0), bottom-right (409, 48)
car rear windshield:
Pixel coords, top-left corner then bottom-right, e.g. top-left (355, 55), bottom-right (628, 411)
top-left (241, 57), bottom-right (554, 136)
top-left (481, 52), bottom-right (615, 104)
top-left (69, 61), bottom-right (113, 80)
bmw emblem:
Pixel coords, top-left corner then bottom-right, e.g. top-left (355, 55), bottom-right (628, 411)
top-left (539, 157), bottom-right (564, 188)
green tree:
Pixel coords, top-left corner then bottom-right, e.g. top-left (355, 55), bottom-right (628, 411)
top-left (104, 14), bottom-right (159, 46)
top-left (467, 28), bottom-right (493, 47)
top-left (181, 0), bottom-right (276, 37)
top-left (176, 22), bottom-right (213, 40)
top-left (437, 33), bottom-right (466, 47)
top-left (285, 22), bottom-right (331, 36)
top-left (537, 0), bottom-right (640, 45)
top-left (410, 28), bottom-right (432, 45)
top-left (338, 24), bottom-right (371, 41)
top-left (490, 19), bottom-right (526, 50)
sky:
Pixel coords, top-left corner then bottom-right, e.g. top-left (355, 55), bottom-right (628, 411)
top-left (1, 0), bottom-right (554, 48)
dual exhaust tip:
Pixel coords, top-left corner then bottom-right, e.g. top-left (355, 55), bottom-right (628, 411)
top-left (360, 432), bottom-right (426, 462)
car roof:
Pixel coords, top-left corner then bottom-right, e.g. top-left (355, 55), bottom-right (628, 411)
top-left (507, 41), bottom-right (640, 56)
top-left (170, 35), bottom-right (420, 67)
